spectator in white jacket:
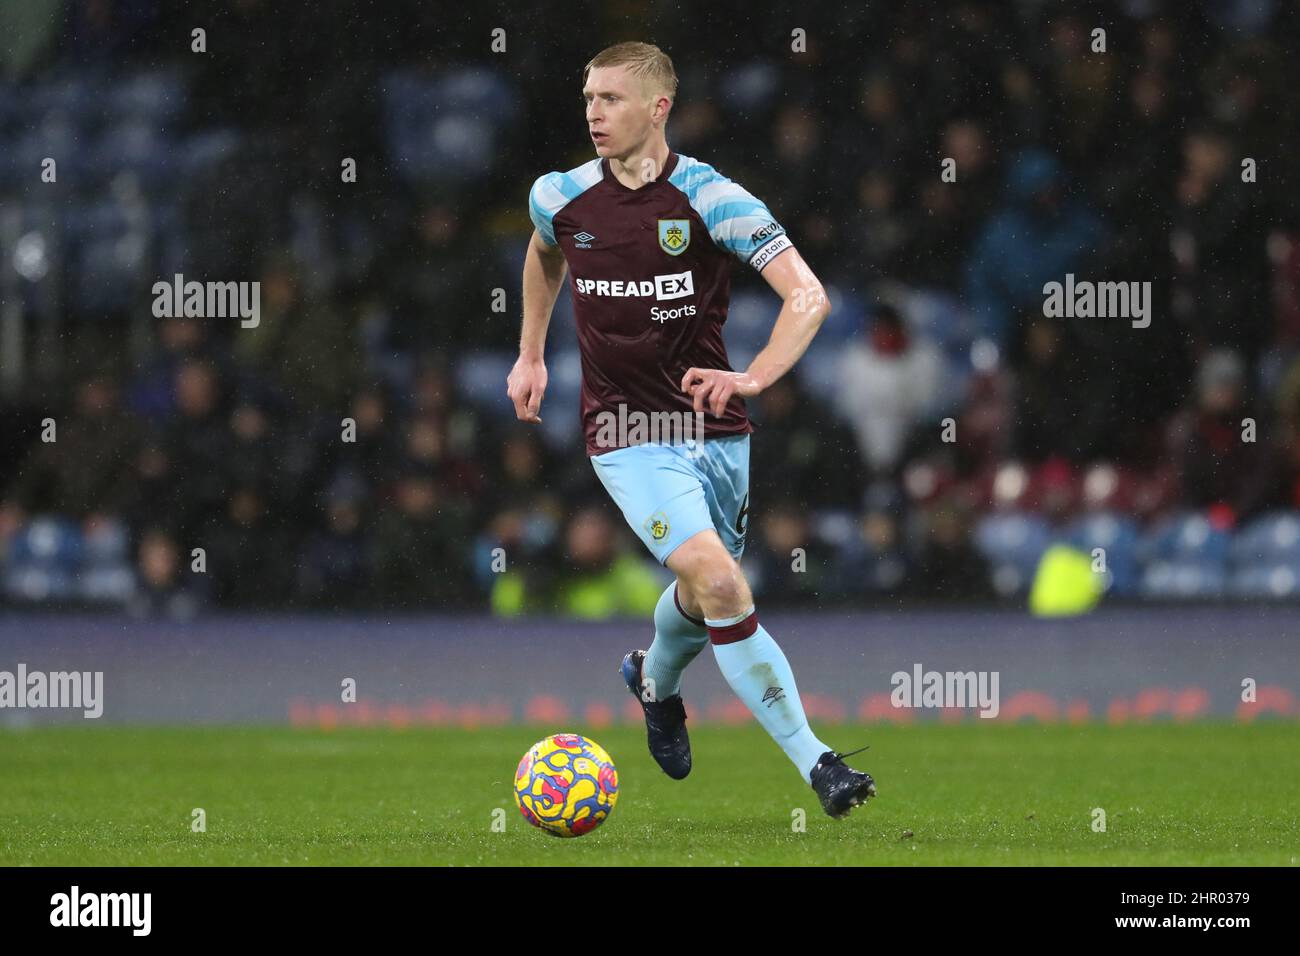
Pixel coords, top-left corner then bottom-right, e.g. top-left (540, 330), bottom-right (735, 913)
top-left (833, 304), bottom-right (944, 479)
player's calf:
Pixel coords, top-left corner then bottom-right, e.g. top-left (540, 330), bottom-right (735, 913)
top-left (670, 532), bottom-right (846, 789)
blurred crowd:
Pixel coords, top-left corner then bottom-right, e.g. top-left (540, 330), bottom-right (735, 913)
top-left (2, 0), bottom-right (1300, 614)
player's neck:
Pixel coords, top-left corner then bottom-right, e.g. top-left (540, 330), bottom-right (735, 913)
top-left (608, 138), bottom-right (671, 190)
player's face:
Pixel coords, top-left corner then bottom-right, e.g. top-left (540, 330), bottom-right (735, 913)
top-left (583, 66), bottom-right (655, 160)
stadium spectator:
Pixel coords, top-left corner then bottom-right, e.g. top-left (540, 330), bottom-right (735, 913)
top-left (1, 372), bottom-right (140, 529)
top-left (126, 526), bottom-right (205, 620)
top-left (157, 359), bottom-right (234, 538)
top-left (906, 500), bottom-right (992, 601)
top-left (200, 484), bottom-right (297, 607)
top-left (1165, 349), bottom-right (1278, 523)
top-left (899, 119), bottom-right (998, 290)
top-left (128, 316), bottom-right (221, 425)
top-left (750, 377), bottom-right (864, 511)
top-left (833, 304), bottom-right (943, 482)
top-left (1170, 124), bottom-right (1273, 363)
top-left (297, 475), bottom-right (371, 607)
top-left (371, 467), bottom-right (474, 608)
top-left (1009, 315), bottom-right (1097, 463)
top-left (491, 507), bottom-right (663, 618)
top-left (746, 500), bottom-right (827, 605)
top-left (234, 255), bottom-right (359, 413)
top-left (964, 148), bottom-right (1106, 343)
top-left (835, 507), bottom-right (909, 596)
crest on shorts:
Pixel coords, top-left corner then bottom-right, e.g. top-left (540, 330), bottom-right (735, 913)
top-left (645, 513), bottom-right (671, 542)
top-left (658, 219), bottom-right (690, 256)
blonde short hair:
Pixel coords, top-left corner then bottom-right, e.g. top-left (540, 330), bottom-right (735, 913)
top-left (583, 41), bottom-right (678, 103)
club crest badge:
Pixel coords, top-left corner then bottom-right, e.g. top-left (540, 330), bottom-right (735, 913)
top-left (645, 513), bottom-right (671, 541)
top-left (658, 219), bottom-right (690, 256)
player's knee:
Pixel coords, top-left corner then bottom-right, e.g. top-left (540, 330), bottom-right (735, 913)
top-left (669, 533), bottom-right (752, 614)
top-left (701, 572), bottom-right (747, 616)
top-left (679, 553), bottom-right (747, 616)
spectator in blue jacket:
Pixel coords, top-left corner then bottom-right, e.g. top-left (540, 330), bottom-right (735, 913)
top-left (964, 148), bottom-right (1106, 343)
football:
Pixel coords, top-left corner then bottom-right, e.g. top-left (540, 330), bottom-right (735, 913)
top-left (513, 733), bottom-right (619, 837)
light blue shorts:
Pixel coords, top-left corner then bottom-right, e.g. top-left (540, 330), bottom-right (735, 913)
top-left (590, 435), bottom-right (750, 565)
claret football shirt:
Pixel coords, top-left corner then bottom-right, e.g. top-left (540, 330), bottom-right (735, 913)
top-left (528, 152), bottom-right (792, 456)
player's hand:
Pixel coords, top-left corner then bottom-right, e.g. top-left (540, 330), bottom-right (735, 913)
top-left (680, 368), bottom-right (761, 418)
top-left (507, 355), bottom-right (548, 423)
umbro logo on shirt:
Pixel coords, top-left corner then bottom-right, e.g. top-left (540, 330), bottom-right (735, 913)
top-left (573, 231), bottom-right (596, 248)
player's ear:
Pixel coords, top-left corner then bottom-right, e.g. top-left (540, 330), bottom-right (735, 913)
top-left (654, 94), bottom-right (672, 125)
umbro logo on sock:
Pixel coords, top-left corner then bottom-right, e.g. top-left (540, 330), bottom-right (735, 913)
top-left (761, 686), bottom-right (786, 708)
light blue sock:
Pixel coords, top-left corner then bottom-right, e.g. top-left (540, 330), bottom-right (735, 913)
top-left (708, 613), bottom-right (830, 783)
top-left (641, 584), bottom-right (709, 701)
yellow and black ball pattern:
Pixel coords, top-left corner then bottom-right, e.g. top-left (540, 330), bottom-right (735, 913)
top-left (513, 733), bottom-right (619, 837)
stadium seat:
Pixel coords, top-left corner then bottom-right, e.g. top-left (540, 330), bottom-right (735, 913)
top-left (30, 75), bottom-right (98, 121)
top-left (7, 517), bottom-right (83, 568)
top-left (794, 340), bottom-right (842, 405)
top-left (539, 401), bottom-right (581, 449)
top-left (92, 117), bottom-right (176, 180)
top-left (65, 199), bottom-right (147, 313)
top-left (548, 349), bottom-right (583, 403)
top-left (0, 81), bottom-right (25, 127)
top-left (1229, 561), bottom-right (1300, 599)
top-left (1136, 511), bottom-right (1231, 565)
top-left (1064, 511), bottom-right (1141, 595)
top-left (896, 288), bottom-right (973, 354)
top-left (811, 509), bottom-right (859, 550)
top-left (974, 512), bottom-right (1055, 593)
top-left (382, 67), bottom-right (519, 184)
top-left (539, 350), bottom-right (583, 448)
top-left (1229, 511), bottom-right (1300, 565)
top-left (181, 128), bottom-right (241, 178)
top-left (78, 565), bottom-right (136, 602)
top-left (816, 285), bottom-right (868, 342)
top-left (1065, 509), bottom-right (1138, 548)
top-left (721, 289), bottom-right (773, 354)
top-left (454, 350), bottom-right (516, 418)
top-left (988, 562), bottom-right (1030, 596)
top-left (83, 519), bottom-right (129, 566)
top-left (153, 200), bottom-right (187, 275)
top-left (548, 282), bottom-right (578, 348)
top-left (719, 61), bottom-right (780, 114)
top-left (2, 565), bottom-right (77, 602)
top-left (435, 68), bottom-right (520, 120)
top-left (2, 517), bottom-right (84, 603)
top-left (494, 237), bottom-right (529, 283)
top-left (1140, 560), bottom-right (1227, 599)
top-left (104, 70), bottom-right (186, 123)
top-left (12, 114), bottom-right (78, 180)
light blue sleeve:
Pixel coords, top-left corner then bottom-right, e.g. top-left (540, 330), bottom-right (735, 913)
top-left (528, 159), bottom-right (604, 247)
top-left (669, 155), bottom-right (793, 272)
top-left (528, 172), bottom-right (563, 247)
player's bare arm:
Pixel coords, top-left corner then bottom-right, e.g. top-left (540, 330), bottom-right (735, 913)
top-left (507, 228), bottom-right (567, 423)
top-left (680, 246), bottom-right (831, 417)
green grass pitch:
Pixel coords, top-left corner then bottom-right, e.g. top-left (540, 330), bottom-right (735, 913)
top-left (1, 722), bottom-right (1296, 865)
